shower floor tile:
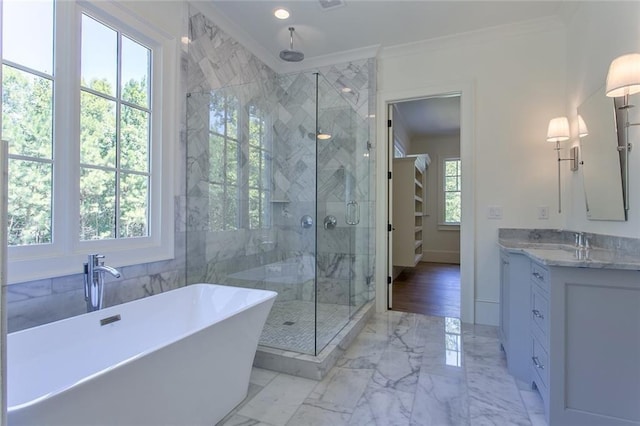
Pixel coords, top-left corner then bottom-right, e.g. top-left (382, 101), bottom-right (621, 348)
top-left (261, 300), bottom-right (351, 354)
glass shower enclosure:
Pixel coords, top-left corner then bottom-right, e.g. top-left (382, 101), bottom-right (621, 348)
top-left (185, 72), bottom-right (372, 355)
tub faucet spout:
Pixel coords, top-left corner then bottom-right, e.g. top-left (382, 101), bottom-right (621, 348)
top-left (84, 254), bottom-right (121, 312)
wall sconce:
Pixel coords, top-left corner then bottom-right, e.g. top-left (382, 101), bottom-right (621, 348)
top-left (547, 116), bottom-right (578, 213)
top-left (605, 53), bottom-right (640, 211)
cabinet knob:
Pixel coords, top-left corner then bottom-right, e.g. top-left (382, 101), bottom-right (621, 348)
top-left (532, 271), bottom-right (544, 281)
top-left (532, 309), bottom-right (544, 319)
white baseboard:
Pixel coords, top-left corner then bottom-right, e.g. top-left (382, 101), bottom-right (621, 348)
top-left (422, 250), bottom-right (460, 264)
top-left (474, 300), bottom-right (499, 326)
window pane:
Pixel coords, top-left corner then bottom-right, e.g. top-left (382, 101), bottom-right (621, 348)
top-left (227, 141), bottom-right (238, 186)
top-left (2, 0), bottom-right (54, 75)
top-left (121, 105), bottom-right (149, 171)
top-left (226, 98), bottom-right (238, 138)
top-left (2, 65), bottom-right (53, 158)
top-left (249, 188), bottom-right (259, 229)
top-left (81, 14), bottom-right (117, 96)
top-left (445, 160), bottom-right (458, 177)
top-left (119, 173), bottom-right (148, 238)
top-left (249, 146), bottom-right (260, 187)
top-left (7, 159), bottom-right (52, 246)
top-left (225, 187), bottom-right (238, 230)
top-left (261, 191), bottom-right (269, 228)
top-left (80, 168), bottom-right (116, 240)
top-left (121, 36), bottom-right (150, 108)
top-left (445, 176), bottom-right (458, 191)
top-left (445, 192), bottom-right (461, 223)
top-left (209, 94), bottom-right (225, 135)
top-left (81, 91), bottom-right (117, 167)
top-left (262, 151), bottom-right (271, 189)
top-left (249, 114), bottom-right (263, 146)
top-left (209, 134), bottom-right (224, 183)
top-left (209, 184), bottom-right (223, 231)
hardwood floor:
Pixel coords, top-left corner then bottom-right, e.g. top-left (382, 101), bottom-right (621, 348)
top-left (392, 262), bottom-right (461, 318)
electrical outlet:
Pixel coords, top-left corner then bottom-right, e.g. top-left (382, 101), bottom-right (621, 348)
top-left (538, 206), bottom-right (549, 220)
top-left (488, 205), bottom-right (503, 219)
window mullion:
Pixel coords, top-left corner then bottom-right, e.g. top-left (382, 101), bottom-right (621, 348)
top-left (53, 0), bottom-right (78, 254)
top-left (114, 30), bottom-right (123, 239)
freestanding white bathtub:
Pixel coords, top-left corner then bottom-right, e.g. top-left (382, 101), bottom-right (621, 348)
top-left (8, 283), bottom-right (277, 426)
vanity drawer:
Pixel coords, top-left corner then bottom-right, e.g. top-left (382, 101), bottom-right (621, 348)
top-left (530, 261), bottom-right (549, 291)
top-left (531, 336), bottom-right (549, 400)
top-left (531, 283), bottom-right (549, 343)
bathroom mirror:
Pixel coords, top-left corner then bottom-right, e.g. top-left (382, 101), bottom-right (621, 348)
top-left (578, 86), bottom-right (626, 221)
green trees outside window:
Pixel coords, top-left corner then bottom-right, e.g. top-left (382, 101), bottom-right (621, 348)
top-left (444, 158), bottom-right (461, 224)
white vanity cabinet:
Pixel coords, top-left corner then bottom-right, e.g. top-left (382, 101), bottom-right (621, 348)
top-left (542, 264), bottom-right (640, 426)
top-left (502, 251), bottom-right (640, 425)
top-left (498, 250), bottom-right (531, 384)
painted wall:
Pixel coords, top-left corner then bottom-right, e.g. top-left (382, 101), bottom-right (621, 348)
top-left (378, 18), bottom-right (567, 325)
top-left (565, 2), bottom-right (640, 236)
top-left (391, 105), bottom-right (411, 155)
top-left (409, 134), bottom-right (461, 264)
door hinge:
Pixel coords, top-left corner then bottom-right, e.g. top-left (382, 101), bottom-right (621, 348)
top-left (388, 171), bottom-right (392, 179)
top-left (388, 119), bottom-right (392, 128)
top-left (387, 276), bottom-right (392, 284)
top-left (388, 223), bottom-right (393, 232)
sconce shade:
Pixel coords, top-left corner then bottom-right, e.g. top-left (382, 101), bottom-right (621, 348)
top-left (547, 116), bottom-right (570, 142)
top-left (605, 54), bottom-right (640, 98)
top-left (577, 115), bottom-right (589, 138)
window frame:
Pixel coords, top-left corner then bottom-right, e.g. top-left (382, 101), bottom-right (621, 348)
top-left (439, 156), bottom-right (461, 229)
top-left (247, 104), bottom-right (271, 230)
top-left (208, 92), bottom-right (240, 232)
top-left (5, 1), bottom-right (176, 284)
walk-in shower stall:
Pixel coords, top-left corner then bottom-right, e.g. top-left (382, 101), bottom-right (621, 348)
top-left (185, 72), bottom-right (374, 355)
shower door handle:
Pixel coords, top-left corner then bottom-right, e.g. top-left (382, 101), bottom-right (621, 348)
top-left (346, 200), bottom-right (360, 225)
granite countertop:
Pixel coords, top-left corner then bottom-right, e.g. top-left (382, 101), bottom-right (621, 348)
top-left (498, 228), bottom-right (640, 270)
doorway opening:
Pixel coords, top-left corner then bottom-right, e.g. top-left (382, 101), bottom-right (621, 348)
top-left (388, 95), bottom-right (461, 318)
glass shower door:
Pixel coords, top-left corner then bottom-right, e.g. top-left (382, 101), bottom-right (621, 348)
top-left (314, 74), bottom-right (371, 353)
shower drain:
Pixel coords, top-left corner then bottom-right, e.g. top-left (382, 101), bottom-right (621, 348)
top-left (283, 321), bottom-right (295, 326)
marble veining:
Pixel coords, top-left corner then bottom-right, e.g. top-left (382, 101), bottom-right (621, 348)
top-left (218, 310), bottom-right (545, 426)
top-left (498, 228), bottom-right (640, 270)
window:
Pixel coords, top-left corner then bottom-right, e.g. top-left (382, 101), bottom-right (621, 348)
top-left (208, 97), bottom-right (272, 232)
top-left (208, 93), bottom-right (239, 231)
top-left (79, 14), bottom-right (151, 241)
top-left (1, 1), bottom-right (175, 283)
top-left (248, 105), bottom-right (271, 229)
top-left (2, 0), bottom-right (55, 246)
top-left (443, 158), bottom-right (461, 224)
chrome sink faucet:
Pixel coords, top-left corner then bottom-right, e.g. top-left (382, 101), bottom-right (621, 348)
top-left (84, 254), bottom-right (121, 312)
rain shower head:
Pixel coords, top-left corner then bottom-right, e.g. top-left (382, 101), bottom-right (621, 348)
top-left (280, 27), bottom-right (304, 62)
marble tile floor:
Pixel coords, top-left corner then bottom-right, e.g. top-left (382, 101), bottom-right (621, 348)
top-left (218, 310), bottom-right (548, 426)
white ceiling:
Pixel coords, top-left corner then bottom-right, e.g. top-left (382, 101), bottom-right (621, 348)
top-left (395, 96), bottom-right (461, 137)
top-left (202, 0), bottom-right (567, 135)
top-left (205, 0), bottom-right (566, 70)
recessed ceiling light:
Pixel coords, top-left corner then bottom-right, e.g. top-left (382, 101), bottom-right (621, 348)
top-left (274, 8), bottom-right (290, 19)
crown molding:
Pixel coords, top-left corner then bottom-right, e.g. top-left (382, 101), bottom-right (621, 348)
top-left (381, 16), bottom-right (566, 60)
top-left (276, 44), bottom-right (381, 74)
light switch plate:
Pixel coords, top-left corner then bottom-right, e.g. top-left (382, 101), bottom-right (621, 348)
top-left (538, 206), bottom-right (549, 220)
top-left (488, 205), bottom-right (503, 219)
